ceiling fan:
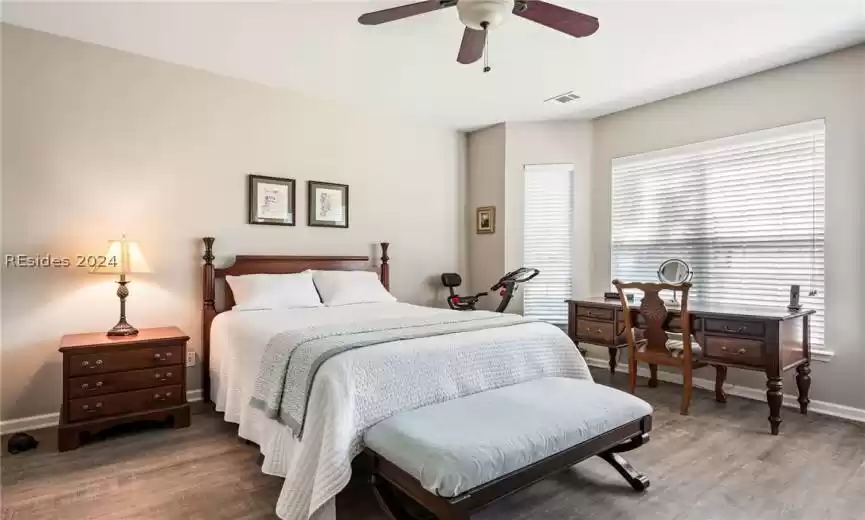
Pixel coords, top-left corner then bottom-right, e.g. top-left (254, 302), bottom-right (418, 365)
top-left (358, 0), bottom-right (599, 68)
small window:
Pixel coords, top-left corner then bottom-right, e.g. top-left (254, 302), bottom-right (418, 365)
top-left (523, 164), bottom-right (573, 324)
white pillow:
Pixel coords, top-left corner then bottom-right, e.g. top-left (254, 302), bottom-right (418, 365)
top-left (312, 270), bottom-right (396, 306)
top-left (226, 271), bottom-right (322, 311)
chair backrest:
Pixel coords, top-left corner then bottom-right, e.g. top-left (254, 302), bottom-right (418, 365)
top-left (612, 280), bottom-right (693, 358)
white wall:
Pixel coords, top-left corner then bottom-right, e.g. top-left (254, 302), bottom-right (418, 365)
top-left (590, 44), bottom-right (865, 410)
top-left (503, 121), bottom-right (593, 315)
top-left (1, 25), bottom-right (466, 421)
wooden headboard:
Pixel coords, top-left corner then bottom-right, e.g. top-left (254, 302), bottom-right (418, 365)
top-left (200, 237), bottom-right (390, 402)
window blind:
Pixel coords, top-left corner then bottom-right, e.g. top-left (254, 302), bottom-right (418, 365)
top-left (611, 120), bottom-right (825, 348)
top-left (523, 164), bottom-right (573, 324)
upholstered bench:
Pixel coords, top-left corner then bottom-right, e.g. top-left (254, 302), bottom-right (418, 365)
top-left (364, 377), bottom-right (653, 520)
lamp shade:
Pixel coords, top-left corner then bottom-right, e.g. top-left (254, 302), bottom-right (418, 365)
top-left (90, 236), bottom-right (151, 275)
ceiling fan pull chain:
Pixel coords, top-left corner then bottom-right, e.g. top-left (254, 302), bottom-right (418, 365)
top-left (483, 22), bottom-right (491, 73)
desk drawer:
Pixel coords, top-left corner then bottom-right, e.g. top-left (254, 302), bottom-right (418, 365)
top-left (577, 306), bottom-right (614, 321)
top-left (576, 319), bottom-right (617, 344)
top-left (67, 385), bottom-right (182, 423)
top-left (69, 344), bottom-right (183, 376)
top-left (704, 336), bottom-right (764, 365)
top-left (68, 366), bottom-right (182, 398)
top-left (705, 318), bottom-right (765, 338)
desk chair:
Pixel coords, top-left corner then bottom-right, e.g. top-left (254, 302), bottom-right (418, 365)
top-left (612, 280), bottom-right (707, 415)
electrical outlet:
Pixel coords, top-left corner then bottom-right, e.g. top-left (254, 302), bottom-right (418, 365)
top-left (186, 351), bottom-right (196, 367)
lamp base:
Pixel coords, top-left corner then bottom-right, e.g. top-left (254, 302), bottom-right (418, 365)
top-left (107, 318), bottom-right (139, 337)
top-left (108, 275), bottom-right (138, 336)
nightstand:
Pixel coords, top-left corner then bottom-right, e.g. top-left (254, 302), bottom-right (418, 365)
top-left (58, 326), bottom-right (191, 451)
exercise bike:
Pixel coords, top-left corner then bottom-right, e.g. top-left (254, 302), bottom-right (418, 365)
top-left (441, 267), bottom-right (540, 313)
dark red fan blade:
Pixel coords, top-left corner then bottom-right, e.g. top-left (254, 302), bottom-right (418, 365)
top-left (358, 1), bottom-right (454, 26)
top-left (457, 27), bottom-right (485, 64)
top-left (516, 0), bottom-right (599, 38)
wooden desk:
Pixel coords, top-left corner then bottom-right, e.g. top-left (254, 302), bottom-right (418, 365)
top-left (567, 297), bottom-right (815, 435)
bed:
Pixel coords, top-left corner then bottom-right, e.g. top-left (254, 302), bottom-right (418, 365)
top-left (200, 238), bottom-right (591, 520)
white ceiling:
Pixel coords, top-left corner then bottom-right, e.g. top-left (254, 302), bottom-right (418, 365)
top-left (4, 1), bottom-right (865, 130)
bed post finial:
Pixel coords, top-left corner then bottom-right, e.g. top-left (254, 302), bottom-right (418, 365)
top-left (202, 237), bottom-right (216, 404)
top-left (380, 242), bottom-right (390, 291)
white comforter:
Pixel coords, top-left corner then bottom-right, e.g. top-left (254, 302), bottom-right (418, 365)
top-left (211, 303), bottom-right (590, 520)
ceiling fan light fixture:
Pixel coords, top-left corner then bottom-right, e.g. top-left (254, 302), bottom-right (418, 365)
top-left (457, 0), bottom-right (515, 31)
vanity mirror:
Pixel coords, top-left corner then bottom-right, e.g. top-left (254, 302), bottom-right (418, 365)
top-left (658, 259), bottom-right (692, 305)
top-left (658, 258), bottom-right (693, 285)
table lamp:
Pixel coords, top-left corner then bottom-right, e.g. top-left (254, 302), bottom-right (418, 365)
top-left (91, 234), bottom-right (151, 336)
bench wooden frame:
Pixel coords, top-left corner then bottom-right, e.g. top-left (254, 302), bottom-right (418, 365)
top-left (366, 415), bottom-right (652, 520)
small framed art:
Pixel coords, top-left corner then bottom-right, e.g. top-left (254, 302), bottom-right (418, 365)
top-left (308, 181), bottom-right (349, 228)
top-left (248, 174), bottom-right (296, 226)
top-left (476, 206), bottom-right (496, 234)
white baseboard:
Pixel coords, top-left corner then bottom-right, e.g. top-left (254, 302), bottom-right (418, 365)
top-left (186, 388), bottom-right (203, 403)
top-left (585, 357), bottom-right (865, 425)
top-left (0, 389), bottom-right (204, 435)
top-left (0, 413), bottom-right (61, 435)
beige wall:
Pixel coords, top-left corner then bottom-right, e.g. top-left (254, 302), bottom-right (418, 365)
top-left (590, 44), bottom-right (865, 410)
top-left (466, 124), bottom-right (506, 305)
top-left (1, 25), bottom-right (466, 421)
top-left (503, 121), bottom-right (593, 315)
top-left (466, 121), bottom-right (594, 315)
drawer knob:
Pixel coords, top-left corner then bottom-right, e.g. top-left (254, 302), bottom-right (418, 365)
top-left (82, 402), bottom-right (103, 412)
top-left (82, 359), bottom-right (104, 368)
top-left (154, 352), bottom-right (172, 361)
top-left (724, 325), bottom-right (747, 333)
top-left (81, 382), bottom-right (103, 390)
top-left (738, 348), bottom-right (747, 355)
top-left (585, 327), bottom-right (603, 334)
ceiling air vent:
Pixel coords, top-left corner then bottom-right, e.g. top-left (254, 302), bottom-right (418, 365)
top-left (545, 91), bottom-right (581, 104)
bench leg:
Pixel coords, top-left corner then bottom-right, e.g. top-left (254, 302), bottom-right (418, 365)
top-left (598, 452), bottom-right (650, 492)
top-left (371, 475), bottom-right (418, 520)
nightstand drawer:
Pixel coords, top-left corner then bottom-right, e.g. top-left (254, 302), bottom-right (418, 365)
top-left (67, 384), bottom-right (183, 422)
top-left (68, 366), bottom-right (183, 398)
top-left (69, 344), bottom-right (182, 376)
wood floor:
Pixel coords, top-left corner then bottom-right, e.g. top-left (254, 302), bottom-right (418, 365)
top-left (3, 368), bottom-right (864, 520)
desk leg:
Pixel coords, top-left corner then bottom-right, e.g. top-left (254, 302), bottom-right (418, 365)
top-left (648, 364), bottom-right (659, 388)
top-left (766, 376), bottom-right (783, 435)
top-left (796, 362), bottom-right (811, 414)
top-left (608, 348), bottom-right (618, 374)
top-left (575, 341), bottom-right (587, 358)
top-left (714, 365), bottom-right (728, 403)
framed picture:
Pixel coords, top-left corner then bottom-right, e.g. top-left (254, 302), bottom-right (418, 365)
top-left (308, 181), bottom-right (349, 228)
top-left (476, 206), bottom-right (496, 234)
top-left (248, 174), bottom-right (296, 226)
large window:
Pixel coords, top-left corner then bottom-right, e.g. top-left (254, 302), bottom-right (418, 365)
top-left (611, 120), bottom-right (825, 348)
top-left (523, 164), bottom-right (573, 324)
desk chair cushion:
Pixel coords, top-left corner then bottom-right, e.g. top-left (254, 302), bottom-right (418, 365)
top-left (665, 333), bottom-right (703, 359)
top-left (636, 333), bottom-right (703, 359)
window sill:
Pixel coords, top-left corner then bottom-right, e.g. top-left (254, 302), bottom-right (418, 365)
top-left (805, 349), bottom-right (834, 363)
